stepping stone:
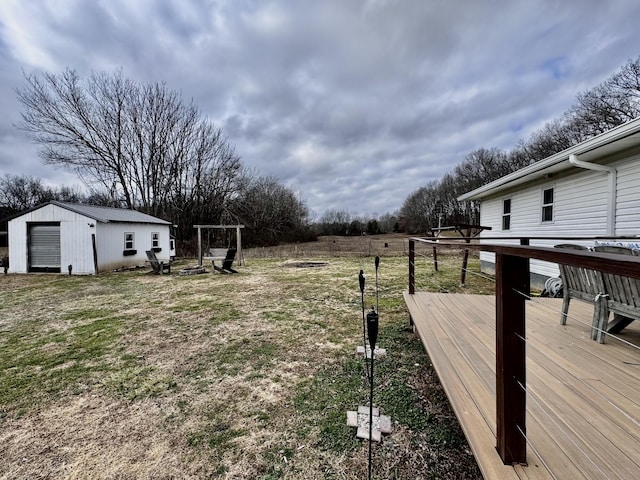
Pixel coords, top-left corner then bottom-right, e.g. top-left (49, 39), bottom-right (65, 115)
top-left (346, 405), bottom-right (392, 442)
top-left (356, 346), bottom-right (387, 359)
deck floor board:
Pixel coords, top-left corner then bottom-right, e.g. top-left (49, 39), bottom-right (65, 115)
top-left (404, 292), bottom-right (640, 480)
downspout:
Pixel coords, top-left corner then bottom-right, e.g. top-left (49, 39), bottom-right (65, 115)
top-left (568, 154), bottom-right (617, 235)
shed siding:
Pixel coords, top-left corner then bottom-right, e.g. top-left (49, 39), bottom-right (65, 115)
top-left (8, 203), bottom-right (171, 274)
top-left (95, 223), bottom-right (171, 272)
top-left (8, 204), bottom-right (95, 274)
top-left (63, 220), bottom-right (96, 274)
top-left (8, 219), bottom-right (27, 273)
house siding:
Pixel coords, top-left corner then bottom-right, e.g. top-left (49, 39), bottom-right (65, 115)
top-left (459, 121), bottom-right (640, 290)
top-left (615, 155), bottom-right (640, 233)
top-left (479, 167), bottom-right (612, 282)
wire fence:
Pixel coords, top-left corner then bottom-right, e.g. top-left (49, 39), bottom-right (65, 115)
top-left (408, 242), bottom-right (640, 479)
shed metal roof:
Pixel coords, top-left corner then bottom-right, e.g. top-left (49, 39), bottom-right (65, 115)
top-left (10, 201), bottom-right (171, 225)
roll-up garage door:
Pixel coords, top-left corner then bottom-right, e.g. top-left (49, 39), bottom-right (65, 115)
top-left (29, 223), bottom-right (61, 271)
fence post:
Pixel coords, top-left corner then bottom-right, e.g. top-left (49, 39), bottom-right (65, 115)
top-left (433, 245), bottom-right (438, 271)
top-left (460, 237), bottom-right (470, 285)
top-left (495, 252), bottom-right (528, 465)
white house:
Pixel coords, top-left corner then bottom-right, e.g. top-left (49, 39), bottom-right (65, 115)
top-left (458, 118), bottom-right (640, 288)
top-left (7, 201), bottom-right (174, 274)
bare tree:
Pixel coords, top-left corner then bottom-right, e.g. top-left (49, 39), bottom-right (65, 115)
top-left (400, 181), bottom-right (440, 234)
top-left (0, 174), bottom-right (48, 212)
top-left (15, 68), bottom-right (243, 227)
top-left (567, 57), bottom-right (640, 137)
top-left (231, 175), bottom-right (309, 246)
top-left (315, 209), bottom-right (352, 235)
top-left (453, 148), bottom-right (510, 193)
top-left (402, 56), bottom-right (640, 233)
top-left (0, 174), bottom-right (86, 219)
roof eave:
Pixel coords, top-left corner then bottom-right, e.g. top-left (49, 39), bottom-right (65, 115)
top-left (457, 117), bottom-right (640, 201)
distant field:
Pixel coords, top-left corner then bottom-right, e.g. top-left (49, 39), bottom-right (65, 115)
top-left (243, 233), bottom-right (467, 260)
top-left (1, 239), bottom-right (488, 479)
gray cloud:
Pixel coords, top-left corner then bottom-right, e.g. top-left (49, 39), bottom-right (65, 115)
top-left (2, 0), bottom-right (640, 218)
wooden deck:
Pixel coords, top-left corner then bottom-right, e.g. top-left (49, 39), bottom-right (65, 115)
top-left (404, 292), bottom-right (640, 480)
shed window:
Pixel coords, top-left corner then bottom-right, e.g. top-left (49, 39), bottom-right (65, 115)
top-left (124, 232), bottom-right (135, 250)
top-left (502, 198), bottom-right (511, 231)
top-left (152, 232), bottom-right (159, 248)
top-left (542, 188), bottom-right (554, 222)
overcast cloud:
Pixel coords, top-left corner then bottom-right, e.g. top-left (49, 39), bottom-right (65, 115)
top-left (2, 0), bottom-right (640, 219)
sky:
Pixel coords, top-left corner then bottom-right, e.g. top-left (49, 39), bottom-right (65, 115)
top-left (2, 0), bottom-right (640, 220)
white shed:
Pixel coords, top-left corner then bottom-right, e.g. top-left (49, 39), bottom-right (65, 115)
top-left (7, 201), bottom-right (174, 274)
top-left (458, 118), bottom-right (640, 288)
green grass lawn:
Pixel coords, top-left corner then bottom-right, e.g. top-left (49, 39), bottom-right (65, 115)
top-left (0, 252), bottom-right (488, 479)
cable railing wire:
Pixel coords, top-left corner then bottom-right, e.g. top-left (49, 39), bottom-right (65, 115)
top-left (412, 250), bottom-right (496, 283)
top-left (409, 238), bottom-right (640, 475)
top-left (509, 319), bottom-right (640, 435)
top-left (502, 293), bottom-right (640, 473)
top-left (511, 288), bottom-right (640, 441)
top-left (412, 250), bottom-right (640, 351)
top-left (512, 287), bottom-right (640, 352)
top-left (514, 424), bottom-right (560, 480)
top-left (413, 243), bottom-right (640, 353)
top-left (582, 380), bottom-right (640, 430)
top-left (515, 379), bottom-right (615, 480)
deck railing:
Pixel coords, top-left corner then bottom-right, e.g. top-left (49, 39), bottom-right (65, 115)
top-left (407, 237), bottom-right (640, 465)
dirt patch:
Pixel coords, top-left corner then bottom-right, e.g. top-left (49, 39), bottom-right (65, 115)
top-left (283, 261), bottom-right (330, 268)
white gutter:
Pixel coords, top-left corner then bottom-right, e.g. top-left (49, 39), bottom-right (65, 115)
top-left (458, 117), bottom-right (640, 202)
top-left (568, 154), bottom-right (617, 235)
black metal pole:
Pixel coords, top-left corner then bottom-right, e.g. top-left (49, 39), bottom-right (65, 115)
top-left (359, 269), bottom-right (366, 350)
top-left (366, 308), bottom-right (379, 480)
top-left (359, 270), bottom-right (369, 383)
top-left (368, 347), bottom-right (374, 480)
top-left (375, 256), bottom-right (379, 315)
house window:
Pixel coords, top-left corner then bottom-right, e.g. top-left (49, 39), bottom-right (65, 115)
top-left (502, 198), bottom-right (511, 231)
top-left (124, 232), bottom-right (135, 250)
top-left (152, 232), bottom-right (159, 248)
top-left (542, 187), bottom-right (554, 222)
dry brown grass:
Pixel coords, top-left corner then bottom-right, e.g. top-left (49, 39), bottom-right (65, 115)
top-left (243, 234), bottom-right (415, 258)
top-left (0, 238), bottom-right (486, 479)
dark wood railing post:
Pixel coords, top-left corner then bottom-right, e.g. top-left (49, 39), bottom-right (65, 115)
top-left (495, 252), bottom-right (529, 465)
top-left (409, 239), bottom-right (415, 295)
top-left (409, 239), bottom-right (415, 327)
top-left (409, 239), bottom-right (416, 326)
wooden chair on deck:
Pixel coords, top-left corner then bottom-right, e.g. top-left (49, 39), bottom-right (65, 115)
top-left (592, 245), bottom-right (640, 342)
top-left (554, 244), bottom-right (605, 340)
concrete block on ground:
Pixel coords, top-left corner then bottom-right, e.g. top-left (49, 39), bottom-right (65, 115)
top-left (356, 345), bottom-right (387, 359)
top-left (346, 405), bottom-right (392, 443)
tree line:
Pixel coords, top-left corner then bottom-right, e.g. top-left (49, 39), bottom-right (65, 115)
top-left (6, 57), bottom-right (640, 246)
top-left (397, 56), bottom-right (640, 234)
top-left (6, 69), bottom-right (312, 251)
